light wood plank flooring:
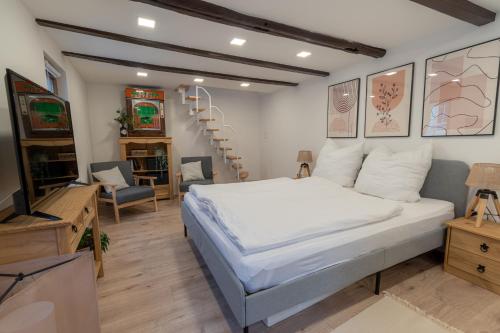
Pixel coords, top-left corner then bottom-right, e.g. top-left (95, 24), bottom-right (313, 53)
top-left (97, 200), bottom-right (500, 333)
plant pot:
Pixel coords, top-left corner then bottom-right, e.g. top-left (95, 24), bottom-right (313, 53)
top-left (119, 125), bottom-right (128, 137)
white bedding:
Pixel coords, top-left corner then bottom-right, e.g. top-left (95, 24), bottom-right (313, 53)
top-left (184, 193), bottom-right (454, 293)
top-left (190, 177), bottom-right (403, 255)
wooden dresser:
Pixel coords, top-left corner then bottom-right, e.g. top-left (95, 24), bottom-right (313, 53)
top-left (444, 217), bottom-right (500, 294)
top-left (0, 185), bottom-right (103, 278)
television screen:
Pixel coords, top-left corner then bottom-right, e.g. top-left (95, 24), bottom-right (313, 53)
top-left (1, 69), bottom-right (78, 219)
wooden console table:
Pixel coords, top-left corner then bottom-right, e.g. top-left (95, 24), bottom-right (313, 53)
top-left (0, 185), bottom-right (104, 278)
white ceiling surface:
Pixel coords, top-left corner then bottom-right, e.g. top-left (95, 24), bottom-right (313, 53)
top-left (22, 0), bottom-right (499, 93)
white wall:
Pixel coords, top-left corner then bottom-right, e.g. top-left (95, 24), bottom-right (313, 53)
top-left (87, 84), bottom-right (262, 189)
top-left (0, 0), bottom-right (93, 209)
top-left (261, 21), bottom-right (500, 179)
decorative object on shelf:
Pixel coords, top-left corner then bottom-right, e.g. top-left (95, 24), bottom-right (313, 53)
top-left (130, 149), bottom-right (148, 156)
top-left (465, 163), bottom-right (500, 227)
top-left (327, 78), bottom-right (360, 138)
top-left (422, 39), bottom-right (500, 137)
top-left (365, 63), bottom-right (414, 138)
top-left (78, 228), bottom-right (110, 253)
top-left (125, 88), bottom-right (166, 137)
top-left (296, 150), bottom-right (313, 178)
top-left (114, 109), bottom-right (132, 137)
top-left (57, 152), bottom-right (76, 160)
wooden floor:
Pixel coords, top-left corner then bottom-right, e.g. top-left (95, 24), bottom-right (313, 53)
top-left (97, 200), bottom-right (500, 333)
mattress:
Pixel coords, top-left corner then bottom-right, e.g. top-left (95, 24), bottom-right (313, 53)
top-left (184, 193), bottom-right (454, 293)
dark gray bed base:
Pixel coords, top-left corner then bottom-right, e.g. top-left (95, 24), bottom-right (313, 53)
top-left (181, 159), bottom-right (470, 331)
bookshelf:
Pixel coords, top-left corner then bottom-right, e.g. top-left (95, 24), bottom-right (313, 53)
top-left (119, 137), bottom-right (173, 200)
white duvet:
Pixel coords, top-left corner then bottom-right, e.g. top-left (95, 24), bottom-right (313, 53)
top-left (190, 177), bottom-right (403, 255)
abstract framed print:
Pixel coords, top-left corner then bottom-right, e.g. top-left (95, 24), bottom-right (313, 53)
top-left (365, 63), bottom-right (414, 137)
top-left (422, 39), bottom-right (500, 137)
top-left (327, 78), bottom-right (360, 138)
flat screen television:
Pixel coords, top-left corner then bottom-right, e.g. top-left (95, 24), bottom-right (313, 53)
top-left (1, 68), bottom-right (79, 222)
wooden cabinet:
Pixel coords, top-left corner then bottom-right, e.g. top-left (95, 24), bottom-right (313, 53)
top-left (119, 137), bottom-right (173, 200)
top-left (444, 217), bottom-right (500, 294)
top-left (0, 185), bottom-right (104, 278)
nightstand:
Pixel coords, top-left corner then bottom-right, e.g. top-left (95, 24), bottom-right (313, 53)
top-left (444, 217), bottom-right (500, 295)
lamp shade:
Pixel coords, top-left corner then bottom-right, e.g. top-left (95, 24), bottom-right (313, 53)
top-left (297, 150), bottom-right (313, 163)
top-left (466, 163), bottom-right (500, 189)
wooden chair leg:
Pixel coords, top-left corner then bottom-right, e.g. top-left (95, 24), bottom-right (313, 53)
top-left (113, 203), bottom-right (120, 224)
top-left (153, 196), bottom-right (159, 212)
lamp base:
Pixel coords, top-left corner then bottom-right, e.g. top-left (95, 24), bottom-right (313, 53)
top-left (296, 163), bottom-right (311, 179)
top-left (465, 189), bottom-right (500, 227)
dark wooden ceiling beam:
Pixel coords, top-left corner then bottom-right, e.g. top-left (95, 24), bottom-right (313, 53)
top-left (36, 19), bottom-right (328, 77)
top-left (410, 0), bottom-right (495, 26)
top-left (130, 0), bottom-right (386, 58)
top-left (61, 51), bottom-right (298, 86)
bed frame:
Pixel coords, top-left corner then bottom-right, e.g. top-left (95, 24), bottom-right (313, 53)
top-left (181, 159), bottom-right (469, 332)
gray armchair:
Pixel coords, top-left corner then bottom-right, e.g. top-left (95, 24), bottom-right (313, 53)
top-left (90, 161), bottom-right (158, 224)
top-left (177, 156), bottom-right (217, 205)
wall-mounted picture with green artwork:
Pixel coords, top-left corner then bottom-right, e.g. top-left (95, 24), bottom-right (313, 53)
top-left (131, 99), bottom-right (161, 131)
top-left (124, 87), bottom-right (165, 137)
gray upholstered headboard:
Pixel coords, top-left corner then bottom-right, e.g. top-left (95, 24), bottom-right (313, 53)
top-left (420, 159), bottom-right (470, 218)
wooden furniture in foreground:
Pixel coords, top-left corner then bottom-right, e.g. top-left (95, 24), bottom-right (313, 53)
top-left (0, 185), bottom-right (103, 278)
top-left (444, 217), bottom-right (500, 295)
top-left (119, 137), bottom-right (173, 200)
top-left (20, 138), bottom-right (79, 203)
top-left (90, 161), bottom-right (158, 224)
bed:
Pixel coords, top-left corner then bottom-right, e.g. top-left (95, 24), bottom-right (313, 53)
top-left (181, 159), bottom-right (469, 332)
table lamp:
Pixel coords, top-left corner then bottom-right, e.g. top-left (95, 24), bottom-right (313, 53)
top-left (296, 150), bottom-right (313, 178)
top-left (465, 163), bottom-right (500, 227)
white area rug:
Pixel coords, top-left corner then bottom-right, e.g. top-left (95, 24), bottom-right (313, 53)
top-left (332, 293), bottom-right (463, 333)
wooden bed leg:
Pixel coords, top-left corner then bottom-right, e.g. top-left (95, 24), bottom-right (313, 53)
top-left (243, 326), bottom-right (249, 333)
top-left (184, 225), bottom-right (187, 238)
top-left (375, 271), bottom-right (381, 295)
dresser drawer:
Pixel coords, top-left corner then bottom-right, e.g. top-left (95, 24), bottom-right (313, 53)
top-left (448, 246), bottom-right (500, 284)
top-left (450, 228), bottom-right (500, 261)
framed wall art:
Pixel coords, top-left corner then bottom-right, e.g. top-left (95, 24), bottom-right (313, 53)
top-left (327, 78), bottom-right (360, 138)
top-left (365, 63), bottom-right (414, 137)
top-left (422, 39), bottom-right (500, 137)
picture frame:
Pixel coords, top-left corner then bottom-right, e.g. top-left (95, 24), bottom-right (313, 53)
top-left (364, 63), bottom-right (414, 138)
top-left (421, 38), bottom-right (500, 137)
top-left (327, 78), bottom-right (360, 138)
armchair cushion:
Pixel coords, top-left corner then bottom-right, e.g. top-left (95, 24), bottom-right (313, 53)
top-left (101, 186), bottom-right (155, 205)
top-left (181, 161), bottom-right (205, 181)
top-left (181, 156), bottom-right (213, 180)
top-left (179, 179), bottom-right (214, 193)
top-left (92, 167), bottom-right (129, 193)
top-left (90, 161), bottom-right (135, 186)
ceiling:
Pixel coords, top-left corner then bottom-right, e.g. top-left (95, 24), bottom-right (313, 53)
top-left (22, 0), bottom-right (500, 93)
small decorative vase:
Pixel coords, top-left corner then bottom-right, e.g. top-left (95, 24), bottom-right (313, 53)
top-left (119, 124), bottom-right (128, 137)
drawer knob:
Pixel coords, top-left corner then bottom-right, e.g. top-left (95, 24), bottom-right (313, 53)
top-left (71, 224), bottom-right (78, 233)
top-left (477, 264), bottom-right (486, 274)
top-left (480, 243), bottom-right (489, 253)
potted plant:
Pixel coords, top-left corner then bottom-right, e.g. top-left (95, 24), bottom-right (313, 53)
top-left (77, 228), bottom-right (110, 253)
top-left (114, 109), bottom-right (132, 137)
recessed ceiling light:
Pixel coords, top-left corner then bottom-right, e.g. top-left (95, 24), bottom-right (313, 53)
top-left (138, 17), bottom-right (155, 28)
top-left (137, 72), bottom-right (148, 77)
top-left (428, 73), bottom-right (438, 77)
top-left (240, 82), bottom-right (250, 87)
top-left (343, 93), bottom-right (349, 96)
top-left (296, 51), bottom-right (311, 58)
top-left (452, 78), bottom-right (460, 82)
top-left (385, 71), bottom-right (397, 76)
top-left (230, 38), bottom-right (246, 46)
top-left (194, 78), bottom-right (204, 83)
top-left (370, 95), bottom-right (375, 98)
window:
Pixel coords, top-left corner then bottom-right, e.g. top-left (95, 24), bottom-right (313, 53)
top-left (45, 59), bottom-right (62, 95)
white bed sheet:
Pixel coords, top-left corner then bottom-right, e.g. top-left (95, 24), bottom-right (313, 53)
top-left (184, 193), bottom-right (453, 293)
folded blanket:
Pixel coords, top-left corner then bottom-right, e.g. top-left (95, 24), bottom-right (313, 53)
top-left (190, 177), bottom-right (403, 255)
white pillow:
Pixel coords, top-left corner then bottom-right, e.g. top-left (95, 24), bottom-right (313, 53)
top-left (92, 166), bottom-right (130, 193)
top-left (312, 140), bottom-right (364, 187)
top-left (354, 144), bottom-right (433, 202)
top-left (181, 161), bottom-right (205, 182)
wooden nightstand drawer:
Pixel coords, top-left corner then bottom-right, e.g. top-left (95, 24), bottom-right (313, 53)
top-left (450, 228), bottom-right (500, 261)
top-left (448, 246), bottom-right (500, 284)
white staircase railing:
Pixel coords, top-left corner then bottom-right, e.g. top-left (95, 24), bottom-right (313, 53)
top-left (177, 85), bottom-right (247, 182)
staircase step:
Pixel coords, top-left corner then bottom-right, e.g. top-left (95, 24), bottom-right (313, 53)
top-left (239, 171), bottom-right (249, 180)
top-left (212, 138), bottom-right (228, 142)
top-left (198, 118), bottom-right (215, 122)
top-left (192, 108), bottom-right (206, 112)
top-left (219, 147), bottom-right (232, 151)
top-left (186, 96), bottom-right (199, 101)
top-left (226, 155), bottom-right (241, 160)
top-left (231, 163), bottom-right (243, 170)
top-left (206, 128), bottom-right (219, 132)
